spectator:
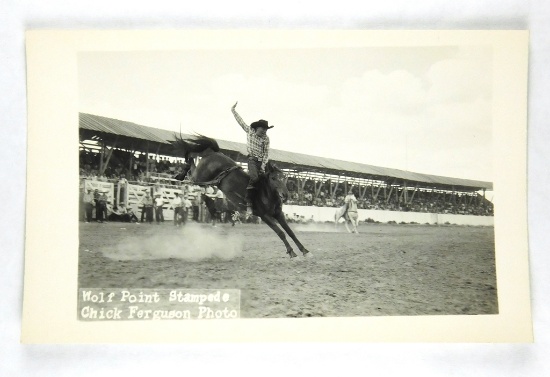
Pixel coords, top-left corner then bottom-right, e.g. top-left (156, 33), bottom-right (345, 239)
top-left (82, 188), bottom-right (94, 223)
top-left (118, 174), bottom-right (128, 204)
top-left (153, 193), bottom-right (165, 224)
top-left (172, 192), bottom-right (184, 226)
top-left (192, 191), bottom-right (201, 222)
top-left (141, 192), bottom-right (154, 224)
top-left (96, 191), bottom-right (108, 223)
top-left (206, 186), bottom-right (224, 226)
top-left (231, 211), bottom-right (242, 225)
top-left (182, 194), bottom-right (193, 225)
top-left (214, 187), bottom-right (225, 214)
top-left (129, 206), bottom-right (139, 222)
top-left (109, 204), bottom-right (128, 222)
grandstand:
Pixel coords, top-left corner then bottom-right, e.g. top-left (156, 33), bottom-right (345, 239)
top-left (79, 113), bottom-right (494, 224)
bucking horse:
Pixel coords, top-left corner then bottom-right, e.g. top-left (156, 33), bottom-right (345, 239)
top-left (172, 135), bottom-right (310, 258)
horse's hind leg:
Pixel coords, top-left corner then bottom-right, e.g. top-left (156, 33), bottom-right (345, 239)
top-left (261, 214), bottom-right (298, 258)
top-left (352, 214), bottom-right (359, 233)
top-left (344, 220), bottom-right (352, 233)
top-left (275, 213), bottom-right (310, 256)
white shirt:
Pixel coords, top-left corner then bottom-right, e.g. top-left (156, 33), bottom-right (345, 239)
top-left (215, 190), bottom-right (224, 199)
top-left (345, 194), bottom-right (358, 212)
top-left (154, 197), bottom-right (164, 207)
top-left (172, 196), bottom-right (183, 208)
top-left (183, 199), bottom-right (192, 209)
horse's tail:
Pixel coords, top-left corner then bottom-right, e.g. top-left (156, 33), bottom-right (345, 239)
top-left (172, 134), bottom-right (220, 158)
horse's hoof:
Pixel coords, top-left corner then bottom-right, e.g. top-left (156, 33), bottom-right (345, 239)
top-left (287, 250), bottom-right (298, 258)
top-left (301, 248), bottom-right (310, 256)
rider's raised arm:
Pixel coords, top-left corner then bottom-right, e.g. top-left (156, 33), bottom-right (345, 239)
top-left (231, 102), bottom-right (249, 133)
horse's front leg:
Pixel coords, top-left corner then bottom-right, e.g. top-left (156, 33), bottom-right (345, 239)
top-left (261, 214), bottom-right (297, 258)
top-left (275, 213), bottom-right (310, 256)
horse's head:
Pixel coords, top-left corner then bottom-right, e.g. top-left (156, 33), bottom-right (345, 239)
top-left (265, 162), bottom-right (288, 203)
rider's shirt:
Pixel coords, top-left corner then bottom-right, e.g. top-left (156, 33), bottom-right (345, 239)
top-left (345, 194), bottom-right (358, 212)
top-left (232, 108), bottom-right (270, 166)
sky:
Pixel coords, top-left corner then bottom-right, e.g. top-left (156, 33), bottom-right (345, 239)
top-left (78, 45), bottom-right (493, 182)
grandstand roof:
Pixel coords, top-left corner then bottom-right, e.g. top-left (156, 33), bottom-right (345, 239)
top-left (79, 112), bottom-right (493, 191)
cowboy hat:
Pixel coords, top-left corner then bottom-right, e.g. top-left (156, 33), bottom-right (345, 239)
top-left (250, 119), bottom-right (274, 130)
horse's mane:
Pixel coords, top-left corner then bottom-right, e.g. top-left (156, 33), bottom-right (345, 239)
top-left (172, 134), bottom-right (220, 158)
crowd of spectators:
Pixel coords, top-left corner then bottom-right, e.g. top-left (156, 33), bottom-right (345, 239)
top-left (80, 150), bottom-right (494, 217)
top-left (79, 149), bottom-right (190, 184)
top-left (284, 177), bottom-right (494, 216)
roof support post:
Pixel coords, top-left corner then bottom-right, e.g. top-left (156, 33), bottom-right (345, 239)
top-left (155, 142), bottom-right (162, 156)
top-left (301, 177), bottom-right (307, 190)
top-left (99, 141), bottom-right (104, 174)
top-left (386, 184), bottom-right (394, 203)
top-left (99, 135), bottom-right (118, 176)
top-left (314, 180), bottom-right (323, 199)
top-left (408, 183), bottom-right (419, 204)
top-left (331, 177), bottom-right (341, 200)
top-left (398, 184), bottom-right (404, 203)
top-left (128, 142), bottom-right (135, 177)
top-left (145, 141), bottom-right (149, 178)
top-left (359, 184), bottom-right (367, 200)
top-left (451, 185), bottom-right (457, 204)
top-left (374, 185), bottom-right (382, 200)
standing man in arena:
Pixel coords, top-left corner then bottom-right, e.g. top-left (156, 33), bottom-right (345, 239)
top-left (172, 192), bottom-right (183, 226)
top-left (141, 191), bottom-right (154, 224)
top-left (231, 101), bottom-right (273, 215)
top-left (192, 190), bottom-right (201, 222)
top-left (153, 193), bottom-right (165, 224)
top-left (96, 190), bottom-right (109, 223)
top-left (83, 188), bottom-right (95, 223)
top-left (182, 194), bottom-right (193, 225)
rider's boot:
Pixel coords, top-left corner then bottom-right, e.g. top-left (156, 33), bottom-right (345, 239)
top-left (245, 187), bottom-right (254, 216)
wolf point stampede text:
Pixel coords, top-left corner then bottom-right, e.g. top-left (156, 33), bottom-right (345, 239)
top-left (79, 289), bottom-right (240, 320)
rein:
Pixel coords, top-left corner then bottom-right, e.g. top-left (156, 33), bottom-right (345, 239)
top-left (190, 165), bottom-right (241, 187)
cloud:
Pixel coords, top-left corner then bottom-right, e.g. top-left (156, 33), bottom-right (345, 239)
top-left (209, 74), bottom-right (331, 112)
top-left (426, 57), bottom-right (492, 104)
top-left (340, 69), bottom-right (426, 115)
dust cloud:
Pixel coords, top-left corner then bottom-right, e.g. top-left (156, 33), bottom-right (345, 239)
top-left (292, 222), bottom-right (343, 233)
top-left (101, 224), bottom-right (244, 261)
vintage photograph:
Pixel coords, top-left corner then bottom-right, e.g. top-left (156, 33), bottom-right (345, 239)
top-left (22, 30), bottom-right (531, 343)
top-left (77, 44), bottom-right (497, 319)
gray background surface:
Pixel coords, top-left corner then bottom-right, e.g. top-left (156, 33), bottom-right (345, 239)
top-left (1, 1), bottom-right (548, 376)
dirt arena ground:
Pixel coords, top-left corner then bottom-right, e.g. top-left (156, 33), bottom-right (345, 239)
top-left (78, 220), bottom-right (497, 318)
